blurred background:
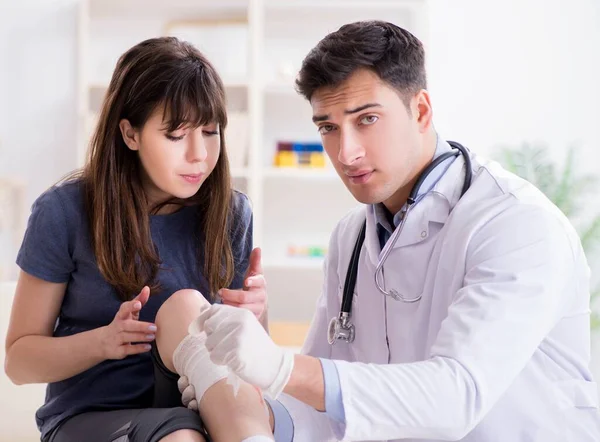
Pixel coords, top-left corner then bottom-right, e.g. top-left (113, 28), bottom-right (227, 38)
top-left (1, 0), bottom-right (599, 439)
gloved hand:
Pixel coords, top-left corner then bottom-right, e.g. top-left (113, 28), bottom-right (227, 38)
top-left (177, 375), bottom-right (198, 411)
top-left (194, 304), bottom-right (294, 399)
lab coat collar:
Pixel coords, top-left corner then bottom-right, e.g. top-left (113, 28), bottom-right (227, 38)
top-left (408, 135), bottom-right (455, 205)
top-left (429, 143), bottom-right (469, 215)
top-left (372, 134), bottom-right (454, 233)
top-left (364, 138), bottom-right (469, 266)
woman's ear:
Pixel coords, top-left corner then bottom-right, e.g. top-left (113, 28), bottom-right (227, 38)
top-left (119, 119), bottom-right (140, 151)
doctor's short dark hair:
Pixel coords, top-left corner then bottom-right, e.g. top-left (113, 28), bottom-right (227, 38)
top-left (295, 20), bottom-right (427, 108)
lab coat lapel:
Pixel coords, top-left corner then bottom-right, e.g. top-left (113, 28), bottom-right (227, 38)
top-left (364, 205), bottom-right (382, 267)
top-left (387, 152), bottom-right (468, 251)
top-left (364, 149), bottom-right (470, 259)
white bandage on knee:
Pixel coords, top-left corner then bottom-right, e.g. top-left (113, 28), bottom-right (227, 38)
top-left (188, 315), bottom-right (243, 396)
top-left (173, 331), bottom-right (230, 403)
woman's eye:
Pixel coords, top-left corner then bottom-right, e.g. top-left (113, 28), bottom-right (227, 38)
top-left (203, 130), bottom-right (219, 136)
top-left (360, 115), bottom-right (378, 125)
top-left (165, 133), bottom-right (185, 141)
top-left (318, 124), bottom-right (335, 135)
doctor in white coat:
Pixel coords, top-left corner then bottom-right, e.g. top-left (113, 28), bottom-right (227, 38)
top-left (185, 20), bottom-right (600, 441)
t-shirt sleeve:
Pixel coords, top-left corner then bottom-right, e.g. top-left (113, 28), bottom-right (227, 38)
top-left (229, 191), bottom-right (253, 289)
top-left (16, 188), bottom-right (75, 283)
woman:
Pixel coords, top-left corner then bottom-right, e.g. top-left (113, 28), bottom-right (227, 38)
top-left (4, 37), bottom-right (273, 442)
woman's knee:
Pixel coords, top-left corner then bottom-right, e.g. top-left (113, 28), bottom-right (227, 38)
top-left (156, 289), bottom-right (210, 328)
top-left (154, 289), bottom-right (211, 372)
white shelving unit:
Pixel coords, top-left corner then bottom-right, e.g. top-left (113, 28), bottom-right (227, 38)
top-left (76, 0), bottom-right (427, 322)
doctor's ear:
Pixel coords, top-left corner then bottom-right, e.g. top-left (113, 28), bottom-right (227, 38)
top-left (412, 90), bottom-right (433, 133)
top-left (119, 119), bottom-right (141, 151)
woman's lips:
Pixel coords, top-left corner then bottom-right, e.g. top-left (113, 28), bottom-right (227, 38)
top-left (181, 173), bottom-right (203, 184)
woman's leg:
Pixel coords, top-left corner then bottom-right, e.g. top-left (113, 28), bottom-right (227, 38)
top-left (159, 429), bottom-right (205, 441)
top-left (155, 289), bottom-right (273, 442)
top-left (46, 408), bottom-right (206, 442)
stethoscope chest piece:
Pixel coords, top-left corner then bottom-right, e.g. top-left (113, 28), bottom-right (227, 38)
top-left (328, 313), bottom-right (355, 344)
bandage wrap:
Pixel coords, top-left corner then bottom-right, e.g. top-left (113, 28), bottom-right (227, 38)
top-left (173, 331), bottom-right (230, 403)
top-left (188, 315), bottom-right (243, 395)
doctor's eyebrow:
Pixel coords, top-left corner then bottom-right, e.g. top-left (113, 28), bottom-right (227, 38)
top-left (312, 102), bottom-right (383, 123)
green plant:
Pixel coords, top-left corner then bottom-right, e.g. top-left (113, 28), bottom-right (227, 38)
top-left (496, 143), bottom-right (600, 329)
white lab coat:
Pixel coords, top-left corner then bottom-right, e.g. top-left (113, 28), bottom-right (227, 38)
top-left (278, 150), bottom-right (600, 441)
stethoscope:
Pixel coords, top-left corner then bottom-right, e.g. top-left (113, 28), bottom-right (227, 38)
top-left (327, 141), bottom-right (473, 345)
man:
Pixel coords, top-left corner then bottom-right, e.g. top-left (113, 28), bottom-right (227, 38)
top-left (183, 21), bottom-right (600, 441)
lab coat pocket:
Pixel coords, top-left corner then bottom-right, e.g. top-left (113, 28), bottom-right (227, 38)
top-left (554, 379), bottom-right (599, 410)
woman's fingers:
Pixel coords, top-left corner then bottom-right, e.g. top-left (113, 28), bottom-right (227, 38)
top-left (120, 331), bottom-right (156, 344)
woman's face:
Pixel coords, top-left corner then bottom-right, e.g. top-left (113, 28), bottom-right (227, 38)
top-left (120, 107), bottom-right (221, 207)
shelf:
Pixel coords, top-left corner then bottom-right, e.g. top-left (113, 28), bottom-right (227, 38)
top-left (263, 167), bottom-right (337, 180)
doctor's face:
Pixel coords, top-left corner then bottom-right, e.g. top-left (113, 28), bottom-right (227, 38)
top-left (311, 68), bottom-right (432, 214)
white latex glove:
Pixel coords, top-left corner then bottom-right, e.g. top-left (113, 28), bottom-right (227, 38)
top-left (194, 303), bottom-right (294, 399)
top-left (177, 375), bottom-right (198, 411)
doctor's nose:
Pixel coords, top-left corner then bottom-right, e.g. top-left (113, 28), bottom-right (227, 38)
top-left (337, 129), bottom-right (365, 166)
top-left (186, 132), bottom-right (208, 163)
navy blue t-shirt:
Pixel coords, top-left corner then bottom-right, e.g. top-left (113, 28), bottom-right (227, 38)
top-left (15, 179), bottom-right (253, 440)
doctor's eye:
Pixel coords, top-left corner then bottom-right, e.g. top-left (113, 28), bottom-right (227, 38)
top-left (318, 124), bottom-right (336, 135)
top-left (359, 115), bottom-right (378, 125)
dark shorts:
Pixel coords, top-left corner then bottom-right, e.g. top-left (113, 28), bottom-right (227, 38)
top-left (44, 407), bottom-right (205, 442)
top-left (44, 344), bottom-right (209, 442)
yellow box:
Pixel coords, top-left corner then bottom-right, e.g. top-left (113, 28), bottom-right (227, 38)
top-left (310, 152), bottom-right (326, 168)
top-left (274, 151), bottom-right (296, 167)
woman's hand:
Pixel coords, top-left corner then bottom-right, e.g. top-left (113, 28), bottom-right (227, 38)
top-left (98, 286), bottom-right (157, 360)
top-left (220, 248), bottom-right (268, 321)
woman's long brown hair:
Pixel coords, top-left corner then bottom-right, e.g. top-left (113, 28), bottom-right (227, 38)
top-left (81, 37), bottom-right (234, 301)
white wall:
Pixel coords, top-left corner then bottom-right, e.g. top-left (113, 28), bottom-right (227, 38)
top-left (0, 2), bottom-right (79, 438)
top-left (426, 0), bottom-right (600, 168)
top-left (0, 0), bottom-right (79, 280)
